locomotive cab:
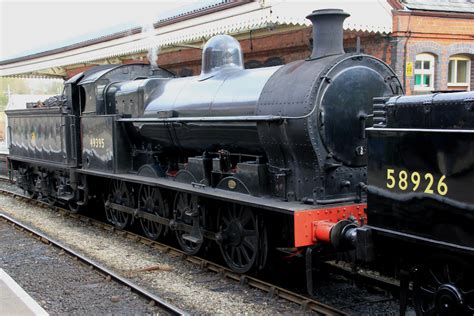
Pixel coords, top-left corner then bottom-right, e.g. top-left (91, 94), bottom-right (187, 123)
top-left (77, 64), bottom-right (175, 173)
top-left (78, 64), bottom-right (173, 115)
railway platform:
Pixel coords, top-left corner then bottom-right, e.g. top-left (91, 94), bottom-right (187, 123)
top-left (0, 268), bottom-right (48, 316)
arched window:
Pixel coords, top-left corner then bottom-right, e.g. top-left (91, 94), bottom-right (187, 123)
top-left (448, 54), bottom-right (471, 87)
top-left (414, 53), bottom-right (435, 91)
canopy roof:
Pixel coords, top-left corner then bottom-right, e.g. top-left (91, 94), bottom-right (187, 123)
top-left (0, 0), bottom-right (393, 78)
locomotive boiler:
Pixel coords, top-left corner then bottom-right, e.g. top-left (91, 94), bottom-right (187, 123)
top-left (105, 9), bottom-right (402, 203)
top-left (8, 9), bottom-right (401, 276)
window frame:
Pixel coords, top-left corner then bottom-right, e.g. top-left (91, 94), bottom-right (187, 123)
top-left (447, 55), bottom-right (471, 87)
top-left (414, 53), bottom-right (435, 92)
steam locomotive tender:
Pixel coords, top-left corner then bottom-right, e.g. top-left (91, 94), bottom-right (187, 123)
top-left (7, 9), bottom-right (402, 276)
top-left (357, 92), bottom-right (474, 315)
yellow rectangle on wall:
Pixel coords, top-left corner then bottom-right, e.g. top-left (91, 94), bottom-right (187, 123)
top-left (406, 62), bottom-right (413, 77)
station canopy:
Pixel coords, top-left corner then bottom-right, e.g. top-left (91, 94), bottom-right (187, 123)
top-left (0, 0), bottom-right (393, 79)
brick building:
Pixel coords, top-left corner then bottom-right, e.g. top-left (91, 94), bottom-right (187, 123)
top-left (152, 0), bottom-right (474, 96)
top-left (390, 0), bottom-right (474, 94)
top-left (1, 0), bottom-right (473, 96)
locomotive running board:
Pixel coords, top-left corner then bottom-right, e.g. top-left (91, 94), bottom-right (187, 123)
top-left (77, 169), bottom-right (322, 215)
top-left (118, 115), bottom-right (284, 123)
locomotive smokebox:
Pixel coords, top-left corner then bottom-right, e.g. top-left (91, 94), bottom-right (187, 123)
top-left (306, 9), bottom-right (350, 59)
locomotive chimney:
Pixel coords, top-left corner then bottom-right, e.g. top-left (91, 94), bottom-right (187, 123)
top-left (306, 9), bottom-right (350, 59)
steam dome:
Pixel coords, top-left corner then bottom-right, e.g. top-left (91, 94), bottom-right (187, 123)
top-left (201, 35), bottom-right (244, 75)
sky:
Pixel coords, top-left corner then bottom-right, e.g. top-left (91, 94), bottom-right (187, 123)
top-left (0, 0), bottom-right (202, 60)
top-left (0, 0), bottom-right (394, 61)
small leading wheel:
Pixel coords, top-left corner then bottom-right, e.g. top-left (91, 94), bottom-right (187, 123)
top-left (105, 180), bottom-right (132, 229)
top-left (219, 204), bottom-right (262, 273)
top-left (173, 192), bottom-right (202, 255)
top-left (413, 259), bottom-right (474, 316)
top-left (138, 185), bottom-right (168, 240)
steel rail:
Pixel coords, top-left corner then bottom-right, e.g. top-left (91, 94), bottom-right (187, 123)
top-left (0, 212), bottom-right (188, 316)
top-left (0, 187), bottom-right (348, 315)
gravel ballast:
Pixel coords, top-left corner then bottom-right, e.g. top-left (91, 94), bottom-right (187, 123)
top-left (0, 220), bottom-right (163, 315)
top-left (0, 193), bottom-right (303, 314)
top-left (0, 181), bottom-right (412, 315)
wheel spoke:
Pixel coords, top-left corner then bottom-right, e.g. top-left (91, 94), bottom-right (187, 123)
top-left (237, 206), bottom-right (243, 221)
top-left (145, 186), bottom-right (151, 199)
top-left (178, 194), bottom-right (186, 210)
top-left (443, 264), bottom-right (452, 284)
top-left (222, 215), bottom-right (230, 225)
top-left (464, 289), bottom-right (474, 310)
top-left (236, 248), bottom-right (243, 266)
top-left (420, 286), bottom-right (436, 297)
top-left (429, 269), bottom-right (442, 286)
top-left (231, 247), bottom-right (236, 261)
top-left (243, 238), bottom-right (256, 252)
top-left (464, 289), bottom-right (474, 295)
top-left (241, 210), bottom-right (252, 226)
top-left (241, 245), bottom-right (251, 263)
top-left (242, 229), bottom-right (256, 237)
top-left (422, 307), bottom-right (436, 316)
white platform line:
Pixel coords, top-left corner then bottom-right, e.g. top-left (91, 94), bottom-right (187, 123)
top-left (0, 269), bottom-right (48, 316)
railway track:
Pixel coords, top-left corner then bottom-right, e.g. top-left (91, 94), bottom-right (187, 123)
top-left (0, 186), bottom-right (348, 315)
top-left (0, 212), bottom-right (187, 316)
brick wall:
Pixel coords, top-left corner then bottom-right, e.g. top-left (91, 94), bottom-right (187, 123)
top-left (145, 27), bottom-right (390, 77)
top-left (65, 27), bottom-right (390, 79)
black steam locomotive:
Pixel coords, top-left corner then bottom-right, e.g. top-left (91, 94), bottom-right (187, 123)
top-left (6, 8), bottom-right (473, 314)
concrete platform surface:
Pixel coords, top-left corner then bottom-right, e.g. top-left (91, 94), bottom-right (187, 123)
top-left (0, 269), bottom-right (48, 316)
